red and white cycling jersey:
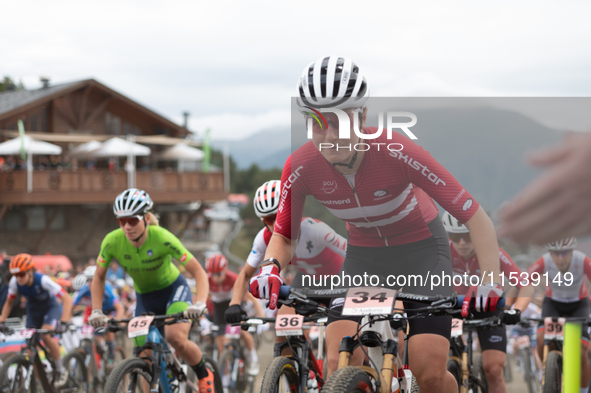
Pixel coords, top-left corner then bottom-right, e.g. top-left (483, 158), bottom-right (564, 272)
top-left (247, 217), bottom-right (345, 276)
top-left (208, 270), bottom-right (238, 303)
top-left (450, 241), bottom-right (524, 295)
top-left (276, 131), bottom-right (479, 247)
top-left (526, 250), bottom-right (591, 302)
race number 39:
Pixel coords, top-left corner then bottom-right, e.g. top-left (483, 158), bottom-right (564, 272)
top-left (343, 287), bottom-right (396, 316)
top-left (544, 317), bottom-right (566, 341)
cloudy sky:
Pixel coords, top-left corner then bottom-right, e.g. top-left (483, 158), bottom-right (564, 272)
top-left (2, 1), bottom-right (591, 139)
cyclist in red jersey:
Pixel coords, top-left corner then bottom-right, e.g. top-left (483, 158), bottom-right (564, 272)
top-left (526, 237), bottom-right (591, 391)
top-left (206, 253), bottom-right (262, 375)
top-left (248, 56), bottom-right (503, 392)
top-left (443, 211), bottom-right (532, 393)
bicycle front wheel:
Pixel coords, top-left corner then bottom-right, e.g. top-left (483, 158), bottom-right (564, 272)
top-left (61, 350), bottom-right (89, 392)
top-left (0, 353), bottom-right (36, 393)
top-left (543, 351), bottom-right (562, 393)
top-left (322, 366), bottom-right (374, 393)
top-left (260, 357), bottom-right (300, 393)
top-left (104, 358), bottom-right (156, 393)
top-left (218, 350), bottom-right (246, 393)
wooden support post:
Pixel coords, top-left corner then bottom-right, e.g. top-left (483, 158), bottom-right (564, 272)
top-left (0, 204), bottom-right (9, 224)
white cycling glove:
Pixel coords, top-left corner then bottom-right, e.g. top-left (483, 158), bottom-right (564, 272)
top-left (88, 309), bottom-right (109, 328)
top-left (186, 301), bottom-right (207, 319)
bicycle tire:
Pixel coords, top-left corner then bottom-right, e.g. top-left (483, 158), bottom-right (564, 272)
top-left (62, 350), bottom-right (89, 393)
top-left (447, 358), bottom-right (461, 388)
top-left (201, 354), bottom-right (224, 393)
top-left (520, 348), bottom-right (536, 393)
top-left (0, 353), bottom-right (36, 393)
top-left (260, 357), bottom-right (300, 393)
top-left (218, 350), bottom-right (246, 393)
top-left (543, 351), bottom-right (562, 393)
top-left (474, 355), bottom-right (488, 393)
top-left (410, 375), bottom-right (421, 393)
top-left (103, 357), bottom-right (159, 393)
top-left (322, 366), bottom-right (374, 393)
top-left (0, 352), bottom-right (17, 369)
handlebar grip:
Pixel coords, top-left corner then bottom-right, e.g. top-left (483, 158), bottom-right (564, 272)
top-left (456, 295), bottom-right (505, 310)
top-left (279, 285), bottom-right (292, 299)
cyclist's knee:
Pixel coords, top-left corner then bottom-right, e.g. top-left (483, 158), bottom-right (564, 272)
top-left (413, 369), bottom-right (447, 391)
top-left (165, 331), bottom-right (187, 349)
top-left (483, 361), bottom-right (503, 381)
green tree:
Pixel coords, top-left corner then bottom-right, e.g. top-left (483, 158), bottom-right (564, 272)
top-left (0, 76), bottom-right (25, 92)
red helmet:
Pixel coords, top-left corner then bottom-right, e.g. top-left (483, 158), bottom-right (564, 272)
top-left (205, 254), bottom-right (228, 274)
top-left (10, 254), bottom-right (35, 274)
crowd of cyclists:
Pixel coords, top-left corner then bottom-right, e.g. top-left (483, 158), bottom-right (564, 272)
top-left (1, 55), bottom-right (590, 393)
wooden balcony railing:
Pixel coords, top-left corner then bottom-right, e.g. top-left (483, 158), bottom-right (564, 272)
top-left (0, 170), bottom-right (226, 205)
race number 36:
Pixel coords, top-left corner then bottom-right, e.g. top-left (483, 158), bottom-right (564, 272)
top-left (275, 315), bottom-right (304, 336)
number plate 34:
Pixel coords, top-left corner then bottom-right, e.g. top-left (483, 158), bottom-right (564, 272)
top-left (343, 287), bottom-right (397, 316)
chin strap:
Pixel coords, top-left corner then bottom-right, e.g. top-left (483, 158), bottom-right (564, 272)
top-left (332, 137), bottom-right (361, 169)
top-left (132, 217), bottom-right (147, 243)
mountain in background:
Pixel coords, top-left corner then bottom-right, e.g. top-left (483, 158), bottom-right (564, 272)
top-left (213, 106), bottom-right (562, 211)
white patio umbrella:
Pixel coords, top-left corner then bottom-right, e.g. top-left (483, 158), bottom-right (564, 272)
top-left (68, 140), bottom-right (102, 158)
top-left (0, 135), bottom-right (62, 155)
top-left (90, 137), bottom-right (151, 157)
top-left (157, 143), bottom-right (204, 161)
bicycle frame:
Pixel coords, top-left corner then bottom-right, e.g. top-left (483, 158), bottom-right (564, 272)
top-left (18, 329), bottom-right (59, 393)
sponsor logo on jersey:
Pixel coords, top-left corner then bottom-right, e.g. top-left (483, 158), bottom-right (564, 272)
top-left (98, 256), bottom-right (105, 265)
top-left (319, 198), bottom-right (351, 206)
top-left (388, 151), bottom-right (447, 186)
top-left (463, 198), bottom-right (473, 211)
top-left (147, 250), bottom-right (153, 257)
top-left (321, 180), bottom-right (338, 194)
top-left (279, 165), bottom-right (304, 213)
top-left (180, 253), bottom-right (188, 263)
top-left (374, 190), bottom-right (388, 197)
top-left (124, 254), bottom-right (131, 260)
top-left (489, 335), bottom-right (503, 343)
top-left (452, 189), bottom-right (466, 205)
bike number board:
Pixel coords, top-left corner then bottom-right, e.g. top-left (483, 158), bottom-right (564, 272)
top-left (275, 315), bottom-right (304, 337)
top-left (342, 287), bottom-right (397, 316)
top-left (516, 335), bottom-right (531, 349)
top-left (80, 325), bottom-right (95, 339)
top-left (451, 319), bottom-right (463, 338)
top-left (20, 329), bottom-right (36, 339)
top-left (128, 315), bottom-right (155, 338)
top-left (225, 325), bottom-right (241, 339)
top-left (544, 317), bottom-right (566, 341)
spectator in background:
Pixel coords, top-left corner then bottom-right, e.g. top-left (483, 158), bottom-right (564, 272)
top-left (499, 131), bottom-right (591, 244)
top-left (85, 156), bottom-right (96, 171)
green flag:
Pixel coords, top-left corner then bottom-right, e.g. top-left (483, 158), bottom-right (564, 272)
top-left (18, 119), bottom-right (26, 160)
top-left (202, 128), bottom-right (211, 173)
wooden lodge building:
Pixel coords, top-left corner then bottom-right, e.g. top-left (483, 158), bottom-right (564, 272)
top-left (0, 78), bottom-right (226, 263)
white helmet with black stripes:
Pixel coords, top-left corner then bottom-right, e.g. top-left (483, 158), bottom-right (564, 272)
top-left (296, 56), bottom-right (369, 111)
top-left (442, 211), bottom-right (469, 234)
top-left (113, 188), bottom-right (154, 218)
top-left (254, 180), bottom-right (281, 218)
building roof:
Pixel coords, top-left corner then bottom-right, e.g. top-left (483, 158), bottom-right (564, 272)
top-left (0, 79), bottom-right (188, 137)
top-left (0, 81), bottom-right (81, 117)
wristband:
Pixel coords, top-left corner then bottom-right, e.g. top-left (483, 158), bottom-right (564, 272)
top-left (261, 258), bottom-right (281, 272)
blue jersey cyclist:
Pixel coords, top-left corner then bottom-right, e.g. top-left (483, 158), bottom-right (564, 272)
top-left (89, 188), bottom-right (214, 393)
top-left (0, 254), bottom-right (73, 387)
top-left (72, 266), bottom-right (125, 363)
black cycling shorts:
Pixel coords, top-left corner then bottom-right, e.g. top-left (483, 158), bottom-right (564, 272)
top-left (538, 297), bottom-right (590, 342)
top-left (327, 217), bottom-right (453, 340)
top-left (213, 300), bottom-right (231, 337)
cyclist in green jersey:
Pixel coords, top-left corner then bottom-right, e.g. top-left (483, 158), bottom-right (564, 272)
top-left (89, 188), bottom-right (214, 393)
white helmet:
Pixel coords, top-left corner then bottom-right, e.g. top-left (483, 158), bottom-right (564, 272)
top-left (254, 180), bottom-right (281, 218)
top-left (113, 188), bottom-right (154, 218)
top-left (442, 211), bottom-right (469, 234)
top-left (72, 274), bottom-right (88, 291)
top-left (296, 56), bottom-right (369, 112)
top-left (547, 237), bottom-right (577, 251)
top-left (83, 265), bottom-right (97, 279)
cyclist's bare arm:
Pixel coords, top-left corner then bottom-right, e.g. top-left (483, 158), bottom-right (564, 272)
top-left (60, 292), bottom-right (73, 322)
top-left (465, 206), bottom-right (502, 281)
top-left (114, 301), bottom-right (125, 320)
top-left (244, 291), bottom-right (265, 317)
top-left (91, 265), bottom-right (108, 310)
top-left (184, 257), bottom-right (209, 303)
top-left (230, 264), bottom-right (258, 306)
top-left (513, 285), bottom-right (534, 312)
top-left (0, 297), bottom-right (15, 322)
top-left (263, 232), bottom-right (294, 270)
